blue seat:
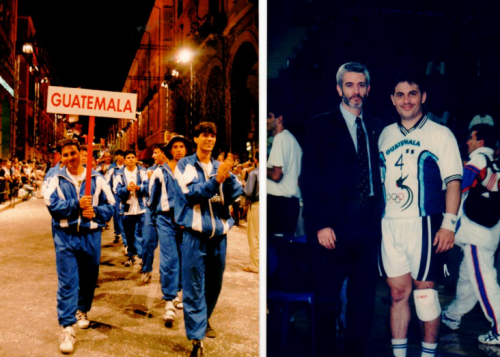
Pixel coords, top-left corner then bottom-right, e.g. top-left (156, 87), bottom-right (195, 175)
top-left (267, 290), bottom-right (315, 356)
top-left (267, 233), bottom-right (315, 356)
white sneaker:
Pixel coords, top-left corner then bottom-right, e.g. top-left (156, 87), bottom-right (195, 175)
top-left (442, 311), bottom-right (460, 330)
top-left (141, 271), bottom-right (152, 284)
top-left (163, 300), bottom-right (176, 323)
top-left (60, 326), bottom-right (76, 354)
top-left (76, 310), bottom-right (90, 329)
top-left (479, 330), bottom-right (500, 345)
top-left (173, 296), bottom-right (184, 309)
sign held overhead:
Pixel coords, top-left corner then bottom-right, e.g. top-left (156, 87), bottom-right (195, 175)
top-left (47, 86), bottom-right (138, 120)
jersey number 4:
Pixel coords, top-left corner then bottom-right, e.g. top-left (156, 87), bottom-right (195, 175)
top-left (395, 154), bottom-right (404, 170)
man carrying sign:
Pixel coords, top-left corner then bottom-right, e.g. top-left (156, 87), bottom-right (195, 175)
top-left (44, 138), bottom-right (115, 354)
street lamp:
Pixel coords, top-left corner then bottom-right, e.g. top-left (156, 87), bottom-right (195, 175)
top-left (22, 42), bottom-right (34, 55)
top-left (177, 48), bottom-right (195, 135)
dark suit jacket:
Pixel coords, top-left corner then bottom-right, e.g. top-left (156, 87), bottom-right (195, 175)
top-left (300, 105), bottom-right (384, 237)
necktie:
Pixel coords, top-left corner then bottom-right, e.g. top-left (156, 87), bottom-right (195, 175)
top-left (356, 117), bottom-right (370, 200)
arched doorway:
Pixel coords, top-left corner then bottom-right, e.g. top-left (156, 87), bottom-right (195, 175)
top-left (230, 42), bottom-right (258, 160)
top-left (175, 96), bottom-right (187, 137)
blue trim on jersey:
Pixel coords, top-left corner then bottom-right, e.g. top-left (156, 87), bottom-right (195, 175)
top-left (379, 152), bottom-right (387, 213)
top-left (417, 151), bottom-right (443, 217)
top-left (417, 216), bottom-right (431, 281)
top-left (471, 245), bottom-right (499, 331)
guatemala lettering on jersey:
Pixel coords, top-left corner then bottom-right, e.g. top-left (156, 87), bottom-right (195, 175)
top-left (378, 115), bottom-right (463, 218)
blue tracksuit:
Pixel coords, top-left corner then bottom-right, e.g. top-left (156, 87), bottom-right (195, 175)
top-left (108, 162), bottom-right (125, 240)
top-left (144, 163), bottom-right (183, 300)
top-left (174, 154), bottom-right (243, 340)
top-left (113, 165), bottom-right (148, 258)
top-left (44, 167), bottom-right (115, 327)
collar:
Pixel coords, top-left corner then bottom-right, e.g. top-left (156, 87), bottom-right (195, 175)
top-left (397, 114), bottom-right (429, 136)
top-left (469, 146), bottom-right (494, 160)
top-left (339, 103), bottom-right (363, 127)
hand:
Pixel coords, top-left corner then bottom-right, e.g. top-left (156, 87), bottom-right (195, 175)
top-left (147, 170), bottom-right (153, 179)
top-left (216, 162), bottom-right (231, 183)
top-left (433, 228), bottom-right (455, 253)
top-left (82, 207), bottom-right (94, 219)
top-left (79, 195), bottom-right (92, 209)
top-left (317, 227), bottom-right (337, 250)
top-left (127, 182), bottom-right (136, 191)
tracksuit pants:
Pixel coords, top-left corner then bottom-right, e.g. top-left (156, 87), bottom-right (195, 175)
top-left (112, 195), bottom-right (125, 240)
top-left (445, 244), bottom-right (500, 334)
top-left (141, 209), bottom-right (157, 272)
top-left (182, 230), bottom-right (226, 340)
top-left (53, 226), bottom-right (101, 327)
top-left (122, 214), bottom-right (144, 258)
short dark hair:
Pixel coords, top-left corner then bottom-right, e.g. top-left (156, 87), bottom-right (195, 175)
top-left (393, 72), bottom-right (426, 94)
top-left (114, 149), bottom-right (124, 156)
top-left (470, 124), bottom-right (499, 150)
top-left (194, 122), bottom-right (217, 137)
top-left (59, 138), bottom-right (81, 152)
top-left (123, 150), bottom-right (137, 158)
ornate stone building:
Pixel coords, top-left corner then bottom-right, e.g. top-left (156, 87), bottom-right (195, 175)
top-left (112, 0), bottom-right (258, 161)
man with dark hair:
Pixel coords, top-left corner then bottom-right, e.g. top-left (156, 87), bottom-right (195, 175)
top-left (143, 136), bottom-right (190, 323)
top-left (174, 122), bottom-right (242, 356)
top-left (113, 150), bottom-right (148, 267)
top-left (442, 124), bottom-right (500, 346)
top-left (267, 110), bottom-right (302, 236)
top-left (301, 62), bottom-right (384, 356)
top-left (44, 138), bottom-right (115, 354)
top-left (379, 74), bottom-right (462, 357)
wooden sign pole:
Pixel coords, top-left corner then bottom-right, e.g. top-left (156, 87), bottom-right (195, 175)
top-left (85, 116), bottom-right (95, 195)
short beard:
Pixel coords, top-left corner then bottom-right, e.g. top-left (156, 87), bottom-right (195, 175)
top-left (342, 93), bottom-right (366, 109)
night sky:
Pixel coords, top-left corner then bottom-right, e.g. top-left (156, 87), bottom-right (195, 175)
top-left (18, 0), bottom-right (156, 138)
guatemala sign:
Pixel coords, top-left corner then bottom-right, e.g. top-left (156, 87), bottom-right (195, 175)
top-left (47, 86), bottom-right (137, 119)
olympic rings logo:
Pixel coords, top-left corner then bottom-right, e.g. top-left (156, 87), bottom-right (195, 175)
top-left (386, 192), bottom-right (405, 203)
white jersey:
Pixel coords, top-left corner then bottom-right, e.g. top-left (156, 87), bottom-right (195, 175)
top-left (379, 115), bottom-right (462, 218)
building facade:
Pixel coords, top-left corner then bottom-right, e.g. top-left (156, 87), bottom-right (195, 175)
top-left (111, 0), bottom-right (258, 162)
top-left (15, 16), bottom-right (62, 162)
top-left (0, 0), bottom-right (18, 159)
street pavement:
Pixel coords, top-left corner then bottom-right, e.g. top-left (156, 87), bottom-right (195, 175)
top-left (0, 198), bottom-right (259, 356)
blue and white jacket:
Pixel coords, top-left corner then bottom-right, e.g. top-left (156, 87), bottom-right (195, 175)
top-left (174, 154), bottom-right (243, 238)
top-left (44, 167), bottom-right (115, 230)
top-left (107, 161), bottom-right (124, 191)
top-left (113, 165), bottom-right (148, 215)
top-left (148, 163), bottom-right (180, 216)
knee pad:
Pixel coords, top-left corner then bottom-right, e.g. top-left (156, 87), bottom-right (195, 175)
top-left (414, 289), bottom-right (441, 322)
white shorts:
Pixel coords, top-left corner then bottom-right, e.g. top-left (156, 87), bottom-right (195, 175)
top-left (379, 214), bottom-right (443, 281)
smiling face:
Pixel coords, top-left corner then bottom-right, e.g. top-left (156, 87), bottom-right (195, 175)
top-left (391, 81), bottom-right (427, 124)
top-left (194, 132), bottom-right (216, 154)
top-left (336, 71), bottom-right (370, 114)
top-left (61, 145), bottom-right (81, 174)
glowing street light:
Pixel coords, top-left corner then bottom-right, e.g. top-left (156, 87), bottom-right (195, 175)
top-left (22, 42), bottom-right (34, 54)
top-left (178, 48), bottom-right (193, 63)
